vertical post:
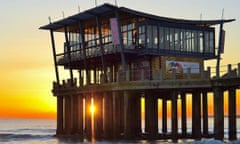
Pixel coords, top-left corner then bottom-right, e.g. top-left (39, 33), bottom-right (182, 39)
top-left (145, 92), bottom-right (158, 138)
top-left (213, 86), bottom-right (224, 140)
top-left (171, 91), bottom-right (178, 142)
top-left (72, 95), bottom-right (78, 134)
top-left (114, 9), bottom-right (126, 73)
top-left (181, 92), bottom-right (187, 137)
top-left (216, 22), bottom-right (223, 78)
top-left (56, 96), bottom-right (63, 135)
top-left (238, 63), bottom-right (240, 77)
top-left (94, 93), bottom-right (103, 139)
top-left (103, 92), bottom-right (113, 139)
top-left (96, 16), bottom-right (107, 82)
top-left (228, 87), bottom-right (237, 140)
top-left (64, 26), bottom-right (74, 85)
top-left (162, 97), bottom-right (167, 133)
top-left (123, 91), bottom-right (141, 139)
top-left (85, 94), bottom-right (92, 139)
top-left (50, 30), bottom-right (60, 84)
top-left (202, 91), bottom-right (209, 136)
top-left (65, 96), bottom-right (73, 135)
top-left (192, 91), bottom-right (201, 140)
top-left (79, 22), bottom-right (90, 85)
top-left (207, 66), bottom-right (211, 78)
top-left (77, 95), bottom-right (84, 137)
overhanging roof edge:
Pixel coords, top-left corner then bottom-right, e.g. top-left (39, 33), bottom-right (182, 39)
top-left (39, 3), bottom-right (236, 31)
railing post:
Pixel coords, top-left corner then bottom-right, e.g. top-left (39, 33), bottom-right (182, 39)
top-left (159, 69), bottom-right (163, 81)
top-left (207, 67), bottom-right (211, 79)
top-left (201, 68), bottom-right (204, 79)
top-left (141, 69), bottom-right (144, 80)
top-left (126, 70), bottom-right (130, 81)
top-left (116, 72), bottom-right (119, 82)
top-left (187, 68), bottom-right (191, 80)
top-left (238, 63), bottom-right (240, 77)
top-left (228, 64), bottom-right (232, 77)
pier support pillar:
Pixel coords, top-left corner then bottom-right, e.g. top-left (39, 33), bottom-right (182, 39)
top-left (77, 96), bottom-right (84, 137)
top-left (181, 92), bottom-right (187, 137)
top-left (56, 96), bottom-right (63, 135)
top-left (202, 91), bottom-right (209, 137)
top-left (228, 87), bottom-right (237, 140)
top-left (103, 92), bottom-right (113, 139)
top-left (171, 91), bottom-right (178, 142)
top-left (65, 96), bottom-right (73, 135)
top-left (94, 93), bottom-right (103, 139)
top-left (85, 94), bottom-right (92, 139)
top-left (72, 95), bottom-right (78, 134)
top-left (113, 91), bottom-right (124, 139)
top-left (123, 91), bottom-right (141, 139)
top-left (213, 87), bottom-right (224, 140)
top-left (162, 97), bottom-right (167, 133)
top-left (192, 91), bottom-right (201, 140)
top-left (145, 92), bottom-right (158, 138)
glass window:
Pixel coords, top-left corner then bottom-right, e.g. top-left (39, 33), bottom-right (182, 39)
top-left (165, 27), bottom-right (170, 50)
top-left (159, 27), bottom-right (164, 49)
top-left (138, 25), bottom-right (145, 47)
top-left (204, 31), bottom-right (210, 53)
top-left (153, 26), bottom-right (158, 49)
top-left (209, 31), bottom-right (214, 53)
top-left (169, 28), bottom-right (174, 50)
top-left (147, 25), bottom-right (152, 48)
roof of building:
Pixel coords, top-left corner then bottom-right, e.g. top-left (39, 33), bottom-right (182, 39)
top-left (39, 3), bottom-right (235, 31)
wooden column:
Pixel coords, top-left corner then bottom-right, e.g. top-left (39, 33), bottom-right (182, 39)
top-left (94, 93), bottom-right (103, 139)
top-left (171, 91), bottom-right (178, 142)
top-left (77, 95), bottom-right (84, 137)
top-left (56, 96), bottom-right (63, 135)
top-left (65, 96), bottom-right (73, 135)
top-left (162, 97), bottom-right (167, 133)
top-left (202, 91), bottom-right (209, 136)
top-left (49, 30), bottom-right (60, 84)
top-left (85, 94), bottom-right (92, 139)
top-left (72, 95), bottom-right (78, 134)
top-left (181, 92), bottom-right (187, 137)
top-left (213, 87), bottom-right (224, 140)
top-left (123, 91), bottom-right (141, 139)
top-left (112, 91), bottom-right (123, 139)
top-left (228, 87), bottom-right (237, 140)
top-left (103, 92), bottom-right (113, 139)
top-left (145, 92), bottom-right (158, 138)
top-left (64, 27), bottom-right (74, 85)
top-left (192, 91), bottom-right (201, 140)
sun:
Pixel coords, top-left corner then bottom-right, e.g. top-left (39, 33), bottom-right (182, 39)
top-left (90, 104), bottom-right (95, 114)
top-left (89, 97), bottom-right (96, 115)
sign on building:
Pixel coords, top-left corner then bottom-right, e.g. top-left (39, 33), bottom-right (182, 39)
top-left (110, 18), bottom-right (120, 45)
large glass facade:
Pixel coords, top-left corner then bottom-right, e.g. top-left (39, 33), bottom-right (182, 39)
top-left (61, 18), bottom-right (215, 63)
top-left (139, 23), bottom-right (215, 57)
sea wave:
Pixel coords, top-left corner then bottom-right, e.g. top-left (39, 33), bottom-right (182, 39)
top-left (0, 128), bottom-right (55, 135)
top-left (0, 133), bottom-right (54, 142)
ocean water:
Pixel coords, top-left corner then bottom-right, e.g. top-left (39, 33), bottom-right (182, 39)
top-left (0, 119), bottom-right (239, 144)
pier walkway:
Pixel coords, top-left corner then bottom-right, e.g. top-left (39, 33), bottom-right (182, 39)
top-left (53, 63), bottom-right (240, 141)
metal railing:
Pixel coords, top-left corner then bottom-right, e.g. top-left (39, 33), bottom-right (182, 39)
top-left (53, 63), bottom-right (240, 89)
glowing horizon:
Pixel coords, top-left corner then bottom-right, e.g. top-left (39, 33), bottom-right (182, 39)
top-left (1, 0), bottom-right (240, 119)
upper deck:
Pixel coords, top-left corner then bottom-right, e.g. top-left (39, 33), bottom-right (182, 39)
top-left (40, 3), bottom-right (234, 70)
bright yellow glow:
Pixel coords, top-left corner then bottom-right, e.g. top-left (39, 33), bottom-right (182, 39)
top-left (90, 104), bottom-right (96, 114)
top-left (89, 98), bottom-right (96, 115)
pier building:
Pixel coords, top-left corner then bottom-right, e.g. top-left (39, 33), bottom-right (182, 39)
top-left (40, 3), bottom-right (239, 141)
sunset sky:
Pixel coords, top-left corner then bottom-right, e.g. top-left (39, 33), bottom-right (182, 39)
top-left (0, 0), bottom-right (240, 119)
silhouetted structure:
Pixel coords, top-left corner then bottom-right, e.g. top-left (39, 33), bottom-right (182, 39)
top-left (40, 3), bottom-right (239, 142)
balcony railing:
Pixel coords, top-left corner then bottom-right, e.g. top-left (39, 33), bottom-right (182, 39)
top-left (56, 44), bottom-right (122, 64)
top-left (53, 63), bottom-right (240, 90)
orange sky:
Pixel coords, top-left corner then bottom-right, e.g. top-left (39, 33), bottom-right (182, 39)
top-left (1, 0), bottom-right (240, 119)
